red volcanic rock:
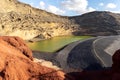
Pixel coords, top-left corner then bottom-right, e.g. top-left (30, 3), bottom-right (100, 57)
top-left (1, 36), bottom-right (33, 60)
top-left (0, 36), bottom-right (67, 80)
top-left (66, 49), bottom-right (120, 80)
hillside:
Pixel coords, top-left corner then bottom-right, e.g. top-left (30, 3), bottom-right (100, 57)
top-left (0, 0), bottom-right (120, 40)
top-left (0, 0), bottom-right (79, 40)
top-left (70, 11), bottom-right (120, 36)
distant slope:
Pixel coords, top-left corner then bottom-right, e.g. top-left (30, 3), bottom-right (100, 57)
top-left (70, 11), bottom-right (120, 36)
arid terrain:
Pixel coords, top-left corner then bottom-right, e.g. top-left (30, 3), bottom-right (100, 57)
top-left (0, 0), bottom-right (120, 40)
top-left (0, 0), bottom-right (120, 80)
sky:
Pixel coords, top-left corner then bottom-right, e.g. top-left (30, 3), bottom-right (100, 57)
top-left (18, 0), bottom-right (120, 16)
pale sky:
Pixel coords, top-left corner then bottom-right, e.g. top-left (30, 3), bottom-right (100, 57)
top-left (18, 0), bottom-right (120, 16)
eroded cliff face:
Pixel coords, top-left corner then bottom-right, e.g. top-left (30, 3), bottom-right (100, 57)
top-left (0, 36), bottom-right (69, 80)
top-left (0, 0), bottom-right (79, 40)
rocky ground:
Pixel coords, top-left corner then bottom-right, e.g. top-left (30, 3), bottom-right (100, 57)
top-left (34, 58), bottom-right (60, 70)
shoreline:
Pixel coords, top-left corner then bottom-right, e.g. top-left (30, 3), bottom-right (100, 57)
top-left (27, 35), bottom-right (92, 53)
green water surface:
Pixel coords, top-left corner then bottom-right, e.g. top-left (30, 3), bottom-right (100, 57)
top-left (27, 36), bottom-right (91, 52)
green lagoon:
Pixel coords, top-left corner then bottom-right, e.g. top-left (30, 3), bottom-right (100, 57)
top-left (27, 36), bottom-right (91, 52)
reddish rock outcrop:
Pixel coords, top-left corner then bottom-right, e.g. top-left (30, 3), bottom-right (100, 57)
top-left (0, 36), bottom-right (67, 80)
top-left (66, 49), bottom-right (120, 80)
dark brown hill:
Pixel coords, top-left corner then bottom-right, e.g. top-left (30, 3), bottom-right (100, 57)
top-left (70, 11), bottom-right (120, 36)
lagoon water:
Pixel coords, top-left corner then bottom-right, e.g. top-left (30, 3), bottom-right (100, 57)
top-left (27, 36), bottom-right (90, 52)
